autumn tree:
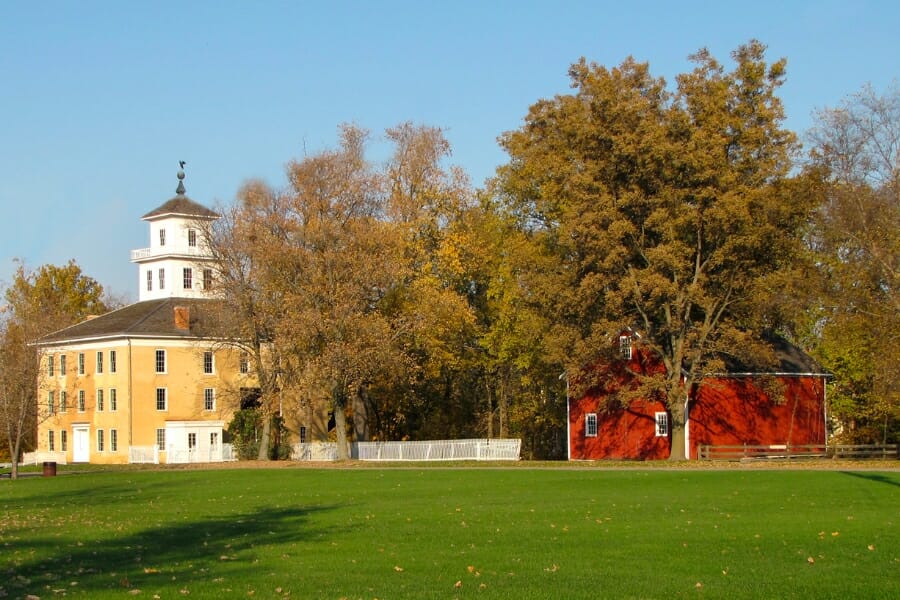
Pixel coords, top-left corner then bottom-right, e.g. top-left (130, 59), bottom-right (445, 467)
top-left (804, 82), bottom-right (900, 443)
top-left (0, 260), bottom-right (109, 478)
top-left (374, 122), bottom-right (482, 441)
top-left (202, 189), bottom-right (293, 460)
top-left (496, 41), bottom-right (811, 459)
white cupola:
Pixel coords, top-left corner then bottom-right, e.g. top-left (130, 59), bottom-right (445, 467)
top-left (130, 165), bottom-right (220, 301)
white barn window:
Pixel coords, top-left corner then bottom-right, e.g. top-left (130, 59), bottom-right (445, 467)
top-left (655, 412), bottom-right (669, 437)
top-left (585, 413), bottom-right (598, 437)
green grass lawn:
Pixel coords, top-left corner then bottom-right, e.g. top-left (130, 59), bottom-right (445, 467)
top-left (1, 467), bottom-right (898, 599)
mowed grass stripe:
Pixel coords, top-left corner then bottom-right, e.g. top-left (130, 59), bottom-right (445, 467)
top-left (1, 468), bottom-right (897, 599)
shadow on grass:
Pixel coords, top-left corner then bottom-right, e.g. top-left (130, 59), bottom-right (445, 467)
top-left (3, 502), bottom-right (341, 597)
top-left (839, 470), bottom-right (900, 488)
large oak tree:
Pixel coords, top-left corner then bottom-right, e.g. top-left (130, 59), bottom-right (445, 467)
top-left (496, 41), bottom-right (811, 459)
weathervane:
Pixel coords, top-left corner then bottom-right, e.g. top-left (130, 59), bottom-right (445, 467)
top-left (176, 160), bottom-right (187, 195)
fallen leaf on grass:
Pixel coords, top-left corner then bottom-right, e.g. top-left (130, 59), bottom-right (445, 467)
top-left (454, 581), bottom-right (462, 589)
top-left (807, 557), bottom-right (815, 565)
top-left (868, 544), bottom-right (875, 551)
top-left (393, 566), bottom-right (404, 572)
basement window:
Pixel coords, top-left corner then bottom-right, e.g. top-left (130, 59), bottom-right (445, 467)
top-left (655, 412), bottom-right (669, 437)
top-left (585, 413), bottom-right (598, 437)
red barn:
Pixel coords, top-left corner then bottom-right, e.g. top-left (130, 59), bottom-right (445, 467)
top-left (567, 334), bottom-right (831, 460)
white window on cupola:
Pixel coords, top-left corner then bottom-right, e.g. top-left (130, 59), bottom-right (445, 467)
top-left (188, 229), bottom-right (197, 247)
top-left (159, 228), bottom-right (166, 246)
top-left (146, 270), bottom-right (153, 292)
top-left (619, 335), bottom-right (633, 360)
top-left (183, 268), bottom-right (193, 290)
top-left (159, 268), bottom-right (165, 290)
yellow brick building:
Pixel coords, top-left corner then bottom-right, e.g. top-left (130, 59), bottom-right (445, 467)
top-left (35, 170), bottom-right (263, 463)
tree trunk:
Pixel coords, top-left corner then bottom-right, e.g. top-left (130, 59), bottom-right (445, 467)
top-left (333, 388), bottom-right (350, 460)
top-left (485, 379), bottom-right (494, 438)
top-left (499, 379), bottom-right (507, 438)
top-left (669, 418), bottom-right (686, 460)
top-left (9, 435), bottom-right (21, 480)
top-left (256, 416), bottom-right (271, 461)
top-left (352, 384), bottom-right (370, 442)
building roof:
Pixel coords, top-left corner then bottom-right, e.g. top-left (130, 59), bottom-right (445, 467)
top-left (35, 297), bottom-right (226, 345)
top-left (141, 195), bottom-right (219, 220)
top-left (716, 334), bottom-right (830, 376)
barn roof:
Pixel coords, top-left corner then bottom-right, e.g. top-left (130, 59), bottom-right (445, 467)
top-left (715, 334), bottom-right (830, 377)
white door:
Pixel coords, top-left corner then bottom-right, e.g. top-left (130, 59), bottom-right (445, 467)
top-left (73, 426), bottom-right (90, 462)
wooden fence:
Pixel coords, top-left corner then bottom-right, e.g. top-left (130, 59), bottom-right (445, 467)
top-left (697, 443), bottom-right (898, 460)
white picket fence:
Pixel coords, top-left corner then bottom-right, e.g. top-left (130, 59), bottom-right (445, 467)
top-left (129, 444), bottom-right (237, 464)
top-left (21, 451), bottom-right (68, 465)
top-left (292, 439), bottom-right (521, 462)
top-left (129, 445), bottom-right (160, 464)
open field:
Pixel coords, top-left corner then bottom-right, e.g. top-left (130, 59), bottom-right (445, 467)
top-left (2, 466), bottom-right (898, 599)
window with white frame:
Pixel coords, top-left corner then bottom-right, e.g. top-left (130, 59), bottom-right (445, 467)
top-left (655, 412), bottom-right (669, 437)
top-left (159, 228), bottom-right (166, 246)
top-left (78, 352), bottom-right (85, 375)
top-left (48, 391), bottom-right (55, 415)
top-left (61, 430), bottom-right (67, 451)
top-left (299, 426), bottom-right (307, 444)
top-left (188, 432), bottom-right (197, 449)
top-left (210, 432), bottom-right (219, 448)
top-left (78, 390), bottom-right (85, 412)
top-left (147, 270), bottom-right (153, 292)
top-left (155, 349), bottom-right (166, 373)
top-left (203, 351), bottom-right (214, 374)
top-left (96, 389), bottom-right (104, 411)
top-left (156, 388), bottom-right (167, 411)
top-left (110, 429), bottom-right (118, 452)
top-left (59, 354), bottom-right (66, 375)
top-left (60, 391), bottom-right (67, 412)
top-left (183, 267), bottom-right (193, 290)
top-left (109, 350), bottom-right (117, 373)
top-left (239, 352), bottom-right (249, 374)
top-left (159, 268), bottom-right (165, 290)
top-left (204, 388), bottom-right (215, 411)
top-left (619, 335), bottom-right (633, 360)
top-left (188, 229), bottom-right (197, 247)
top-left (48, 355), bottom-right (54, 377)
top-left (48, 430), bottom-right (55, 451)
top-left (96, 351), bottom-right (103, 374)
top-left (585, 413), bottom-right (598, 437)
top-left (156, 428), bottom-right (166, 450)
top-left (109, 388), bottom-right (117, 411)
top-left (203, 268), bottom-right (213, 290)
top-left (97, 429), bottom-right (105, 452)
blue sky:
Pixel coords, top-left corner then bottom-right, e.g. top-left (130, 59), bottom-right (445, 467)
top-left (2, 1), bottom-right (898, 302)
